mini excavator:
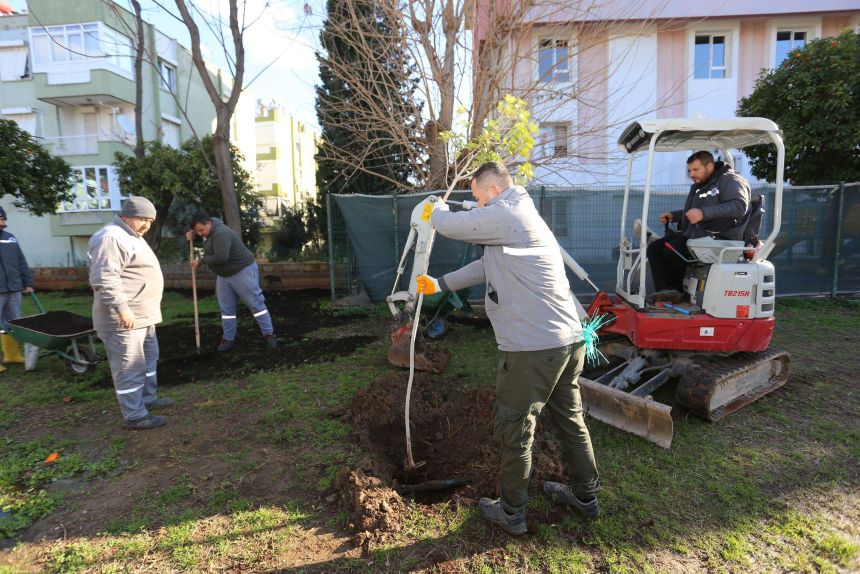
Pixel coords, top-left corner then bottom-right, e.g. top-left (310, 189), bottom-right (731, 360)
top-left (386, 118), bottom-right (791, 448)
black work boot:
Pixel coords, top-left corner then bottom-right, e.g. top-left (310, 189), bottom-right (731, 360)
top-left (263, 334), bottom-right (277, 349)
top-left (144, 397), bottom-right (174, 409)
top-left (543, 481), bottom-right (599, 518)
top-left (478, 497), bottom-right (527, 535)
top-left (124, 414), bottom-right (166, 430)
top-left (217, 339), bottom-right (234, 352)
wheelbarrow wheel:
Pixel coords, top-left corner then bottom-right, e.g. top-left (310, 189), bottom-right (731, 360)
top-left (66, 344), bottom-right (97, 375)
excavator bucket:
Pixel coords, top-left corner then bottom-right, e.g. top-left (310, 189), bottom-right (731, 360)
top-left (387, 322), bottom-right (449, 373)
top-left (579, 376), bottom-right (675, 449)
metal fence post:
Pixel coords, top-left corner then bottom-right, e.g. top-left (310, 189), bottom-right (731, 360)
top-left (540, 186), bottom-right (546, 218)
top-left (393, 193), bottom-right (400, 266)
top-left (327, 193), bottom-right (336, 302)
top-left (831, 181), bottom-right (846, 297)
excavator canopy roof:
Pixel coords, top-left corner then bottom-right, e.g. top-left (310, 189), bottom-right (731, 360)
top-left (617, 117), bottom-right (781, 154)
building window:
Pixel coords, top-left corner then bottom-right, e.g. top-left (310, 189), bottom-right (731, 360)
top-left (0, 43), bottom-right (30, 81)
top-left (538, 38), bottom-right (570, 83)
top-left (30, 23), bottom-right (131, 74)
top-left (0, 111), bottom-right (37, 135)
top-left (62, 166), bottom-right (117, 212)
top-left (775, 30), bottom-right (807, 67)
top-left (540, 123), bottom-right (569, 158)
top-left (161, 119), bottom-right (180, 148)
top-left (694, 34), bottom-right (727, 79)
top-left (31, 23), bottom-right (99, 64)
top-left (159, 59), bottom-right (176, 93)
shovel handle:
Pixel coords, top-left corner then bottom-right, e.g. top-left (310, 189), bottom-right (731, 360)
top-left (190, 238), bottom-right (201, 353)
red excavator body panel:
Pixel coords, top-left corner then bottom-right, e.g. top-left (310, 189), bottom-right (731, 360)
top-left (586, 292), bottom-right (774, 353)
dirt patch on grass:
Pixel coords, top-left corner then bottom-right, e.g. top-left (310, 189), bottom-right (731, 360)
top-left (11, 290), bottom-right (383, 546)
top-left (157, 290), bottom-right (377, 384)
top-left (334, 372), bottom-right (568, 546)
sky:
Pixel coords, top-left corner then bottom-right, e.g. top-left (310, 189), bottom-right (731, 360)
top-left (10, 0), bottom-right (325, 127)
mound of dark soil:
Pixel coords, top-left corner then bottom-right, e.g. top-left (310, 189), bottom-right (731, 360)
top-left (335, 371), bottom-right (569, 546)
top-left (154, 290), bottom-right (377, 384)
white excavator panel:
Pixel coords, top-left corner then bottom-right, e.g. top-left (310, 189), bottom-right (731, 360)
top-left (700, 261), bottom-right (776, 319)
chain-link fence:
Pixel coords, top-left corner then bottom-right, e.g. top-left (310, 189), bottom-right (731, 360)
top-left (327, 182), bottom-right (860, 301)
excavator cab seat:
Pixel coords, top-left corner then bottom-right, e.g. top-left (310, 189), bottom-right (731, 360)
top-left (686, 194), bottom-right (764, 264)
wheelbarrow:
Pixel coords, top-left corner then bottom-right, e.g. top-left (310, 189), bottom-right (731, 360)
top-left (6, 293), bottom-right (102, 375)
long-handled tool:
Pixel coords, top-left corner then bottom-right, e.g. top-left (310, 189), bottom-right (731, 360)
top-left (189, 238), bottom-right (201, 354)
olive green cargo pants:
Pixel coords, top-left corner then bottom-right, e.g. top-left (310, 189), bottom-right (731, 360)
top-left (494, 341), bottom-right (599, 514)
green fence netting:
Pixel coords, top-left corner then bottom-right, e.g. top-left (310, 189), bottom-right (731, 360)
top-left (328, 182), bottom-right (860, 301)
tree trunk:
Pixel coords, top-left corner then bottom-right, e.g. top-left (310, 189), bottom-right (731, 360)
top-left (213, 126), bottom-right (242, 236)
top-left (174, 0), bottom-right (244, 236)
top-left (144, 204), bottom-right (170, 253)
top-left (131, 0), bottom-right (145, 160)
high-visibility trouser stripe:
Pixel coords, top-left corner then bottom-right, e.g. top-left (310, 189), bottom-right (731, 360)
top-left (116, 385), bottom-right (143, 395)
top-left (146, 371), bottom-right (156, 377)
top-left (253, 309), bottom-right (269, 318)
top-left (221, 315), bottom-right (237, 320)
top-left (502, 245), bottom-right (556, 256)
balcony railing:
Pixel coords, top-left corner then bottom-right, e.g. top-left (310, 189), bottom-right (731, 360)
top-left (44, 134), bottom-right (100, 156)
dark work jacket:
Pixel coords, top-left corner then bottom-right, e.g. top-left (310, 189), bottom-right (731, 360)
top-left (0, 229), bottom-right (33, 293)
top-left (671, 162), bottom-right (751, 240)
top-left (201, 218), bottom-right (255, 277)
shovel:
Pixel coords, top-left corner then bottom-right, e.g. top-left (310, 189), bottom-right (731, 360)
top-left (189, 237), bottom-right (201, 354)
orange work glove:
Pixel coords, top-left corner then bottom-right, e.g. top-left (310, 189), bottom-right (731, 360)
top-left (416, 275), bottom-right (440, 295)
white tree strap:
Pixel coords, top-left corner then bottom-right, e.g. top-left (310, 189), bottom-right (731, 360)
top-left (116, 385), bottom-right (143, 395)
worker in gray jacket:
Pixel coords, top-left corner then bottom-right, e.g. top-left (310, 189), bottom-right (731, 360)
top-left (186, 212), bottom-right (276, 351)
top-left (89, 197), bottom-right (171, 430)
top-left (416, 161), bottom-right (600, 536)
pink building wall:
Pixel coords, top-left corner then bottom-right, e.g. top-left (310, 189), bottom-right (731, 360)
top-left (738, 20), bottom-right (768, 99)
top-left (577, 27), bottom-right (609, 157)
top-left (469, 1), bottom-right (859, 183)
top-left (656, 26), bottom-right (687, 118)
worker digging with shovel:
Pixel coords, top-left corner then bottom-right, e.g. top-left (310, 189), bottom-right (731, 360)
top-left (416, 161), bottom-right (600, 535)
top-left (186, 211), bottom-right (276, 352)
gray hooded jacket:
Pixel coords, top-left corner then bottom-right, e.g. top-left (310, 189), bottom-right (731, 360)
top-left (88, 216), bottom-right (164, 332)
top-left (432, 186), bottom-right (582, 352)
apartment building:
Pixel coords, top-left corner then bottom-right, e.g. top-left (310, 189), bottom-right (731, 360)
top-left (254, 101), bottom-right (319, 219)
top-left (0, 0), bottom-right (224, 266)
top-left (472, 1), bottom-right (860, 186)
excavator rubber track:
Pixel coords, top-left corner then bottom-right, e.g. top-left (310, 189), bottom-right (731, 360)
top-left (675, 348), bottom-right (791, 421)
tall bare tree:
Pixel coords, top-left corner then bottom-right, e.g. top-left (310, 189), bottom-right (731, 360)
top-left (172, 0), bottom-right (246, 235)
top-left (315, 0), bottom-right (677, 189)
top-left (128, 1), bottom-right (146, 159)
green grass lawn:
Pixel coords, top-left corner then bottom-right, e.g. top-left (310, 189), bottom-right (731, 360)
top-left (0, 292), bottom-right (857, 573)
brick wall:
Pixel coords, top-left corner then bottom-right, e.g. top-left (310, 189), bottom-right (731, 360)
top-left (33, 262), bottom-right (330, 291)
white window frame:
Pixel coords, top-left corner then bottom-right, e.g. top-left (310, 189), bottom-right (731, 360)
top-left (767, 18), bottom-right (820, 69)
top-left (538, 37), bottom-right (572, 83)
top-left (0, 108), bottom-right (37, 135)
top-left (29, 22), bottom-right (132, 80)
top-left (160, 115), bottom-right (181, 148)
top-left (61, 165), bottom-right (122, 212)
top-left (693, 32), bottom-right (730, 80)
top-left (0, 41), bottom-right (31, 82)
top-left (774, 29), bottom-right (810, 67)
top-left (158, 58), bottom-right (176, 93)
top-left (539, 122), bottom-right (570, 159)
